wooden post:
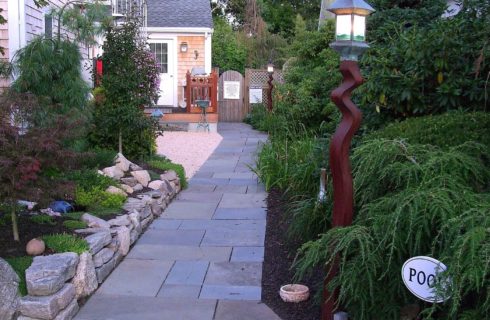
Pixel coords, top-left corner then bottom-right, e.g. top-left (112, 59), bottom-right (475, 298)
top-left (186, 71), bottom-right (191, 113)
top-left (267, 72), bottom-right (274, 111)
top-left (323, 60), bottom-right (363, 320)
top-left (211, 71), bottom-right (218, 114)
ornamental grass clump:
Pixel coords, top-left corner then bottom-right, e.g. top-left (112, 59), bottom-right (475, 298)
top-left (294, 139), bottom-right (490, 319)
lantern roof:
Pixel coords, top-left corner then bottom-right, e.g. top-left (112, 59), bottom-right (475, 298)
top-left (327, 0), bottom-right (375, 15)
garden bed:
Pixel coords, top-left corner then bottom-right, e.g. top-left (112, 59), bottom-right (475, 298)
top-left (262, 188), bottom-right (322, 320)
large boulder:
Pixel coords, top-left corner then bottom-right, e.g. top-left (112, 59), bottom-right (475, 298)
top-left (19, 284), bottom-right (75, 320)
top-left (81, 213), bottom-right (110, 230)
top-left (71, 252), bottom-right (97, 299)
top-left (0, 258), bottom-right (20, 320)
top-left (114, 153), bottom-right (131, 172)
top-left (130, 170), bottom-right (150, 187)
top-left (26, 253), bottom-right (78, 297)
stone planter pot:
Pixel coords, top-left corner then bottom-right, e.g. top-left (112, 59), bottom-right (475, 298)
top-left (279, 284), bottom-right (310, 303)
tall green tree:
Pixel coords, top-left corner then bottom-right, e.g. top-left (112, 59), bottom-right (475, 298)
top-left (212, 17), bottom-right (247, 73)
top-left (90, 18), bottom-right (160, 159)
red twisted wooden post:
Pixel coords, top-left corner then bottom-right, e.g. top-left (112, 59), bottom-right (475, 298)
top-left (322, 60), bottom-right (364, 320)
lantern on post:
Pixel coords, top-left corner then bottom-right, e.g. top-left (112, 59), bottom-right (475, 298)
top-left (267, 61), bottom-right (274, 111)
top-left (323, 1), bottom-right (374, 320)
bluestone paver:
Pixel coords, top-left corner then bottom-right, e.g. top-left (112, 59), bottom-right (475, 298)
top-left (96, 259), bottom-right (173, 297)
top-left (213, 208), bottom-right (267, 220)
top-left (75, 123), bottom-right (280, 320)
top-left (137, 229), bottom-right (205, 246)
top-left (165, 261), bottom-right (209, 286)
top-left (231, 247), bottom-right (265, 262)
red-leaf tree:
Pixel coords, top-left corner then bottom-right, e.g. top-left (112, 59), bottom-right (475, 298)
top-left (0, 91), bottom-right (78, 241)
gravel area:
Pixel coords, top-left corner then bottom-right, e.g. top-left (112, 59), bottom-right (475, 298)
top-left (156, 131), bottom-right (223, 179)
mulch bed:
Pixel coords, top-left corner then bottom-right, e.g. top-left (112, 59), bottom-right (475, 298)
top-left (0, 214), bottom-right (72, 258)
top-left (262, 188), bottom-right (323, 320)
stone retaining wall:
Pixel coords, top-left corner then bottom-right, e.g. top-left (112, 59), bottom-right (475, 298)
top-left (0, 164), bottom-right (182, 320)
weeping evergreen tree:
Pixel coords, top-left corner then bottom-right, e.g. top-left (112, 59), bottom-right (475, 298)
top-left (294, 139), bottom-right (490, 319)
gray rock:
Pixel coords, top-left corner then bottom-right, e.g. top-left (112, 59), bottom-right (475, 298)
top-left (120, 177), bottom-right (138, 187)
top-left (148, 180), bottom-right (164, 191)
top-left (19, 284), bottom-right (75, 320)
top-left (132, 183), bottom-right (143, 192)
top-left (114, 153), bottom-right (131, 172)
top-left (95, 258), bottom-right (116, 284)
top-left (160, 170), bottom-right (178, 182)
top-left (74, 228), bottom-right (109, 235)
top-left (102, 166), bottom-right (124, 180)
top-left (129, 210), bottom-right (141, 233)
top-left (129, 229), bottom-right (140, 245)
top-left (131, 170), bottom-right (150, 187)
top-left (129, 163), bottom-right (142, 171)
top-left (0, 258), bottom-right (20, 320)
top-left (105, 186), bottom-right (127, 197)
top-left (107, 237), bottom-right (119, 253)
top-left (140, 205), bottom-right (152, 220)
top-left (140, 215), bottom-right (153, 230)
top-left (53, 298), bottom-right (78, 320)
top-left (122, 198), bottom-right (146, 212)
top-left (84, 231), bottom-right (112, 255)
top-left (164, 180), bottom-right (176, 196)
top-left (119, 184), bottom-right (134, 194)
top-left (107, 215), bottom-right (130, 227)
top-left (26, 253), bottom-right (78, 296)
top-left (71, 252), bottom-right (97, 299)
top-left (114, 226), bottom-right (130, 256)
top-left (113, 252), bottom-right (124, 265)
top-left (81, 213), bottom-right (110, 230)
top-left (92, 248), bottom-right (114, 268)
top-left (151, 202), bottom-right (163, 216)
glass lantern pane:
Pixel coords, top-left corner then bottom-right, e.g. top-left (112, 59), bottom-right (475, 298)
top-left (353, 15), bottom-right (366, 41)
top-left (336, 15), bottom-right (352, 41)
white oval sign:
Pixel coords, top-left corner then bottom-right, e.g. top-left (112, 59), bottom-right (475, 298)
top-left (401, 256), bottom-right (451, 303)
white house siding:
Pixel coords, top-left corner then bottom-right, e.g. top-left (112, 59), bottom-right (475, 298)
top-left (0, 0), bottom-right (9, 88)
top-left (4, 0), bottom-right (94, 87)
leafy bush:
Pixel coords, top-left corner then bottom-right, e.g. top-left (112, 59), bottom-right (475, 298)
top-left (212, 17), bottom-right (247, 74)
top-left (66, 169), bottom-right (117, 192)
top-left (75, 187), bottom-right (125, 210)
top-left (364, 111), bottom-right (490, 149)
top-left (42, 233), bottom-right (89, 254)
top-left (81, 148), bottom-right (117, 169)
top-left (63, 211), bottom-right (84, 221)
top-left (360, 0), bottom-right (490, 117)
top-left (62, 220), bottom-right (87, 230)
top-left (146, 155), bottom-right (187, 189)
top-left (30, 215), bottom-right (56, 226)
top-left (5, 256), bottom-right (33, 296)
top-left (294, 139), bottom-right (490, 319)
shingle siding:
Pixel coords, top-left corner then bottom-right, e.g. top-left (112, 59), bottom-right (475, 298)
top-left (147, 0), bottom-right (213, 29)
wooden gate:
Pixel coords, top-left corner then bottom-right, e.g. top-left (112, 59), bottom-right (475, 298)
top-left (218, 71), bottom-right (245, 122)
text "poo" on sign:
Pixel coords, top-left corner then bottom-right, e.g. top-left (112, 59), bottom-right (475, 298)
top-left (401, 256), bottom-right (451, 303)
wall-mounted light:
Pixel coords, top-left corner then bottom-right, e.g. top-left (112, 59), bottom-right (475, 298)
top-left (194, 50), bottom-right (199, 60)
top-left (180, 42), bottom-right (188, 53)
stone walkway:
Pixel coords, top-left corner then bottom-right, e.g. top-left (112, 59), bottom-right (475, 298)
top-left (76, 123), bottom-right (281, 320)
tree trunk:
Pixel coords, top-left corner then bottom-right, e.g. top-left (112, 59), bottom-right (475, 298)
top-left (118, 130), bottom-right (122, 154)
top-left (11, 205), bottom-right (19, 242)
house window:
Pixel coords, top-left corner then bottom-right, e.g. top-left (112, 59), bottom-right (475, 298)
top-left (149, 43), bottom-right (168, 74)
top-left (45, 15), bottom-right (52, 39)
